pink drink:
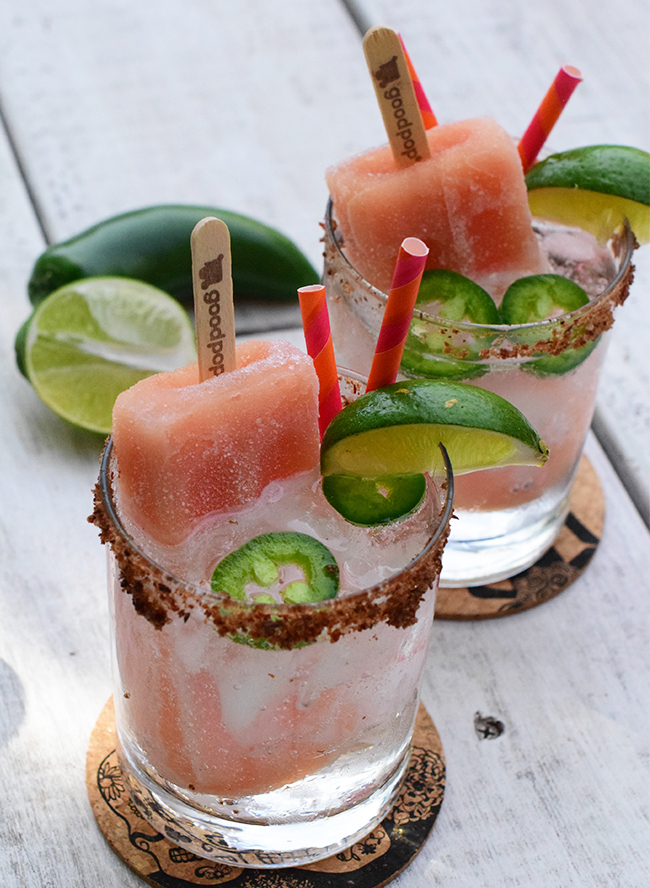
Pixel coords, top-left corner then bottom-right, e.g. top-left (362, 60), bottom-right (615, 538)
top-left (92, 362), bottom-right (452, 867)
top-left (323, 208), bottom-right (634, 586)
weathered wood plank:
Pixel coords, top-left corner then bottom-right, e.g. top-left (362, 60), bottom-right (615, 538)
top-left (0, 1), bottom-right (647, 886)
top-left (0, 128), bottom-right (144, 886)
top-left (417, 433), bottom-right (650, 887)
top-left (0, 0), bottom-right (371, 271)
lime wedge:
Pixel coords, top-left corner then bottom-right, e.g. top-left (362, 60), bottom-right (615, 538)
top-left (21, 276), bottom-right (196, 433)
top-left (321, 380), bottom-right (548, 478)
top-left (526, 145), bottom-right (650, 243)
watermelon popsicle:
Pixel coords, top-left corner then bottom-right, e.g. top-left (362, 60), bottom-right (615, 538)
top-left (92, 340), bottom-right (452, 868)
top-left (111, 338), bottom-right (320, 548)
top-left (326, 115), bottom-right (549, 299)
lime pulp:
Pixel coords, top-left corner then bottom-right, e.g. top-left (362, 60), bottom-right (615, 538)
top-left (21, 276), bottom-right (197, 433)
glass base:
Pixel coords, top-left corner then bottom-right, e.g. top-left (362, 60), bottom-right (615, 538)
top-left (440, 496), bottom-right (570, 587)
top-left (116, 737), bottom-right (412, 869)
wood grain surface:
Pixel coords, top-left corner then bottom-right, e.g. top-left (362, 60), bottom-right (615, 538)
top-left (0, 1), bottom-right (647, 886)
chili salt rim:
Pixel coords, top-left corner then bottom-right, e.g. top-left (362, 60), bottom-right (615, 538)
top-left (89, 438), bottom-right (453, 650)
top-left (323, 198), bottom-right (636, 360)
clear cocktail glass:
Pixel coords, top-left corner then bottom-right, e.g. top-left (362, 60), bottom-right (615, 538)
top-left (92, 370), bottom-right (453, 868)
top-left (323, 202), bottom-right (635, 586)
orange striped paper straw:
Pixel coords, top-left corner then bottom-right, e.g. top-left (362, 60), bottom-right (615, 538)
top-left (298, 285), bottom-right (342, 438)
top-left (366, 238), bottom-right (429, 393)
top-left (399, 34), bottom-right (438, 129)
top-left (518, 65), bottom-right (582, 173)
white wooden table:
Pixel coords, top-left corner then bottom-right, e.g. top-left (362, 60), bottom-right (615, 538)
top-left (0, 2), bottom-right (647, 886)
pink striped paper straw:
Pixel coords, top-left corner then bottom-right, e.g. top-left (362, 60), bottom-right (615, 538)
top-left (399, 33), bottom-right (438, 129)
top-left (298, 285), bottom-right (342, 438)
top-left (518, 65), bottom-right (582, 173)
top-left (366, 238), bottom-right (429, 393)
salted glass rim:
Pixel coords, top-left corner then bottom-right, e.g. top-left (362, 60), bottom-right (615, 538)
top-left (98, 372), bottom-right (454, 620)
top-left (324, 197), bottom-right (635, 337)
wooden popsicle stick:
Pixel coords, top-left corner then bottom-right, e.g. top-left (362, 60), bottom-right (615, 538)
top-left (191, 216), bottom-right (236, 381)
top-left (362, 26), bottom-right (430, 166)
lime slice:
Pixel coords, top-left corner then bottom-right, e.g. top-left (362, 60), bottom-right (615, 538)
top-left (526, 145), bottom-right (650, 243)
top-left (321, 380), bottom-right (548, 478)
top-left (322, 473), bottom-right (426, 526)
top-left (21, 276), bottom-right (197, 433)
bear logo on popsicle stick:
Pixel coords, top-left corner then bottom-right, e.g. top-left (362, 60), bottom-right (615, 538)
top-left (374, 56), bottom-right (401, 89)
top-left (199, 255), bottom-right (224, 290)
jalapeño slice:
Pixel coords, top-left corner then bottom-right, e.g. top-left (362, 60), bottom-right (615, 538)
top-left (500, 274), bottom-right (596, 375)
top-left (417, 269), bottom-right (500, 324)
top-left (210, 531), bottom-right (339, 606)
top-left (322, 473), bottom-right (427, 526)
top-left (500, 274), bottom-right (589, 324)
top-left (402, 269), bottom-right (498, 380)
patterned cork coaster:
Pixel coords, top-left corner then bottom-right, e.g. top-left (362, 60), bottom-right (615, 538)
top-left (87, 698), bottom-right (445, 887)
top-left (435, 455), bottom-right (604, 620)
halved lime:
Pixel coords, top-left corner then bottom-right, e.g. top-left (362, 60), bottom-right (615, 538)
top-left (321, 380), bottom-right (548, 479)
top-left (526, 145), bottom-right (650, 243)
top-left (14, 316), bottom-right (30, 378)
top-left (20, 276), bottom-right (196, 434)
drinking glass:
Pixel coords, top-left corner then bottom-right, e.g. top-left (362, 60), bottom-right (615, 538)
top-left (323, 201), bottom-right (634, 586)
top-left (93, 370), bottom-right (453, 868)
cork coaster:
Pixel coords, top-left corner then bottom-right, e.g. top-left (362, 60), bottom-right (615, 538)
top-left (87, 698), bottom-right (445, 887)
top-left (436, 454), bottom-right (604, 620)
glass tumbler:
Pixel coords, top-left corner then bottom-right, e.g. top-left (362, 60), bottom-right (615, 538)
top-left (323, 201), bottom-right (635, 586)
top-left (92, 370), bottom-right (453, 868)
